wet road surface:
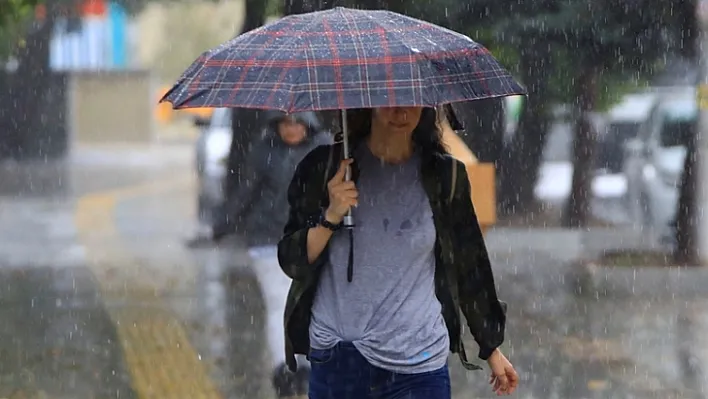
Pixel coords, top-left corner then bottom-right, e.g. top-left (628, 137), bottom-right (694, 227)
top-left (1, 143), bottom-right (707, 398)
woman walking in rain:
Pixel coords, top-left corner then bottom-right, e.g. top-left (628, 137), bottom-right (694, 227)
top-left (278, 106), bottom-right (518, 398)
top-left (212, 111), bottom-right (331, 397)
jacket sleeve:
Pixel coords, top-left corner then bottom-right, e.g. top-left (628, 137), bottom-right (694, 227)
top-left (212, 146), bottom-right (266, 238)
top-left (277, 146), bottom-right (331, 281)
top-left (452, 160), bottom-right (507, 360)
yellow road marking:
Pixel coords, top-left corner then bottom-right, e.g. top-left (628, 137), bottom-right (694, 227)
top-left (587, 379), bottom-right (609, 391)
top-left (113, 308), bottom-right (222, 398)
top-left (75, 175), bottom-right (223, 399)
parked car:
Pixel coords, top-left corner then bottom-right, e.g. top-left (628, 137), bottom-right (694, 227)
top-left (623, 86), bottom-right (695, 242)
top-left (193, 108), bottom-right (232, 227)
top-left (596, 92), bottom-right (658, 173)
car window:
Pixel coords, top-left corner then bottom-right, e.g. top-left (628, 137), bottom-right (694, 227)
top-left (608, 122), bottom-right (640, 139)
top-left (659, 117), bottom-right (694, 148)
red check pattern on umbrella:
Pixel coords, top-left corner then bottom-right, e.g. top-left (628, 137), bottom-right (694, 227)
top-left (161, 7), bottom-right (525, 112)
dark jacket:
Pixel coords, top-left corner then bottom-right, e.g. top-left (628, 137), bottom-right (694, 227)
top-left (213, 111), bottom-right (332, 246)
top-left (277, 139), bottom-right (507, 372)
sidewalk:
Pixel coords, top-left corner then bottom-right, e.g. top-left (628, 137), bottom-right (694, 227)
top-left (0, 267), bottom-right (136, 399)
top-left (478, 230), bottom-right (708, 398)
top-left (0, 143), bottom-right (222, 399)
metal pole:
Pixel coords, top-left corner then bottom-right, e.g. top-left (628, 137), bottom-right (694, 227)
top-left (697, 0), bottom-right (708, 264)
top-left (341, 109), bottom-right (354, 228)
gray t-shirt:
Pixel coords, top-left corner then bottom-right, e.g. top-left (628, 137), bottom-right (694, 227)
top-left (309, 144), bottom-right (449, 374)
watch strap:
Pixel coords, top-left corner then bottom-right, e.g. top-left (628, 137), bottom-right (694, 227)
top-left (319, 209), bottom-right (342, 231)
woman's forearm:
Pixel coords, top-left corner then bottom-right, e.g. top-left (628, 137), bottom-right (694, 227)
top-left (306, 225), bottom-right (334, 264)
top-left (306, 209), bottom-right (342, 264)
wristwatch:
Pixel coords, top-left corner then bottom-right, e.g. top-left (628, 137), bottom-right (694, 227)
top-left (318, 209), bottom-right (343, 232)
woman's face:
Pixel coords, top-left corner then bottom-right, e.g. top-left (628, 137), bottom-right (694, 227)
top-left (278, 117), bottom-right (307, 145)
top-left (372, 107), bottom-right (423, 135)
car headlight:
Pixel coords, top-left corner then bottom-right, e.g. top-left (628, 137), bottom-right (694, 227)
top-left (642, 164), bottom-right (656, 180)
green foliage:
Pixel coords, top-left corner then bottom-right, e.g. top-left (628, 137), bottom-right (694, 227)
top-left (387, 0), bottom-right (662, 107)
top-left (494, 0), bottom-right (670, 69)
top-left (266, 0), bottom-right (282, 17)
top-left (387, 0), bottom-right (461, 27)
top-left (540, 45), bottom-right (650, 111)
top-left (0, 0), bottom-right (39, 29)
top-left (452, 0), bottom-right (671, 108)
top-left (0, 0), bottom-right (40, 59)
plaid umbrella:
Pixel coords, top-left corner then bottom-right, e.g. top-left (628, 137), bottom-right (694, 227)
top-left (160, 7), bottom-right (525, 112)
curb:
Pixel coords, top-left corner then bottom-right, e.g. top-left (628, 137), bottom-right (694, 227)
top-left (570, 260), bottom-right (708, 299)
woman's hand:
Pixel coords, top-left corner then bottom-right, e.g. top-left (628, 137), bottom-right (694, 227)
top-left (487, 349), bottom-right (519, 396)
top-left (325, 159), bottom-right (358, 223)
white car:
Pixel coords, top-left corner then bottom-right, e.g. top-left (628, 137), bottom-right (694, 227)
top-left (194, 108), bottom-right (232, 227)
top-left (623, 87), bottom-right (695, 243)
top-left (596, 91), bottom-right (658, 173)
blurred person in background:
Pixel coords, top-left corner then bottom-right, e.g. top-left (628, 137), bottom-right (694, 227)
top-left (213, 111), bottom-right (332, 397)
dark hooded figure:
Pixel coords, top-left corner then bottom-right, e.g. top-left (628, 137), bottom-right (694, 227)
top-left (212, 110), bottom-right (332, 245)
top-left (213, 111), bottom-right (332, 397)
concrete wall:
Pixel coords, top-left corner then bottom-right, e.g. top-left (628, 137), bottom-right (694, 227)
top-left (69, 70), bottom-right (155, 145)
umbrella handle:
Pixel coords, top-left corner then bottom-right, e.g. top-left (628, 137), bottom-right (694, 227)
top-left (341, 109), bottom-right (354, 228)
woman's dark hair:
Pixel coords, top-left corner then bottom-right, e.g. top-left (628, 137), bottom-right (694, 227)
top-left (344, 107), bottom-right (448, 157)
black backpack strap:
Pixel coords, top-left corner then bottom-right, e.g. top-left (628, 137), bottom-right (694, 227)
top-left (442, 156), bottom-right (460, 205)
top-left (448, 158), bottom-right (458, 204)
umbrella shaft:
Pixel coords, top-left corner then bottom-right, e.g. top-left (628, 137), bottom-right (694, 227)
top-left (341, 109), bottom-right (352, 179)
top-left (341, 109), bottom-right (354, 228)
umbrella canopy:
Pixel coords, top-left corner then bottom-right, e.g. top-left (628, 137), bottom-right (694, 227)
top-left (161, 7), bottom-right (525, 113)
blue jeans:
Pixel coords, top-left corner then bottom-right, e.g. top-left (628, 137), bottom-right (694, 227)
top-left (308, 342), bottom-right (451, 399)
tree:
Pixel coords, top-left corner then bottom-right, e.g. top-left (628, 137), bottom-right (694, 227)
top-left (464, 0), bottom-right (685, 224)
top-left (673, 0), bottom-right (698, 60)
top-left (0, 0), bottom-right (40, 99)
top-left (492, 0), bottom-right (670, 227)
top-left (672, 0), bottom-right (699, 264)
top-left (0, 0), bottom-right (57, 158)
top-left (497, 38), bottom-right (552, 214)
top-left (447, 1), bottom-right (561, 215)
top-left (557, 0), bottom-right (674, 227)
top-left (675, 118), bottom-right (699, 264)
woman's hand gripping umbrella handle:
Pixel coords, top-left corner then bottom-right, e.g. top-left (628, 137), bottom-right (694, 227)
top-left (324, 159), bottom-right (359, 224)
top-left (307, 159), bottom-right (358, 268)
top-left (323, 159), bottom-right (358, 282)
